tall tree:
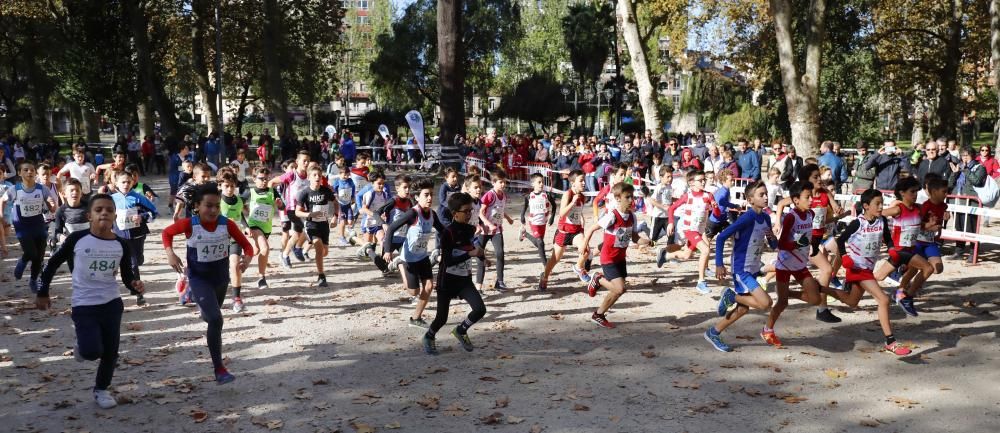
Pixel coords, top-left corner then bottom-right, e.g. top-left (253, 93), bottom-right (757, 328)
top-left (438, 0), bottom-right (464, 146)
top-left (261, 0), bottom-right (292, 137)
top-left (770, 0), bottom-right (827, 157)
top-left (992, 0), bottom-right (1000, 153)
top-left (123, 0), bottom-right (181, 138)
top-left (617, 0), bottom-right (660, 133)
top-left (190, 0), bottom-right (220, 134)
top-left (562, 2), bottom-right (614, 93)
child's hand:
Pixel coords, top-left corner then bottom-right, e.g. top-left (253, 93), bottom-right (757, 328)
top-left (715, 265), bottom-right (728, 281)
top-left (666, 223), bottom-right (674, 237)
top-left (382, 252), bottom-right (393, 265)
top-left (166, 252), bottom-right (184, 273)
top-left (505, 215), bottom-right (514, 225)
top-left (132, 280), bottom-right (145, 294)
top-left (131, 214), bottom-right (143, 225)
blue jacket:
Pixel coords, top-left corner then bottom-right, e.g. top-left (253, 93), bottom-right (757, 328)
top-left (341, 138), bottom-right (357, 161)
top-left (737, 150), bottom-right (760, 180)
top-left (818, 151), bottom-right (848, 184)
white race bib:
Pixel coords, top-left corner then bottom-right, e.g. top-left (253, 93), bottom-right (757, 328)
top-left (812, 207), bottom-right (827, 229)
top-left (249, 204), bottom-right (273, 223)
top-left (613, 227), bottom-right (631, 248)
top-left (116, 207), bottom-right (140, 230)
top-left (411, 233), bottom-right (431, 255)
top-left (19, 196), bottom-right (44, 218)
top-left (445, 258), bottom-right (471, 276)
top-left (83, 251), bottom-right (119, 283)
top-left (310, 204), bottom-right (329, 221)
top-left (899, 226), bottom-right (918, 247)
top-left (195, 238), bottom-right (229, 262)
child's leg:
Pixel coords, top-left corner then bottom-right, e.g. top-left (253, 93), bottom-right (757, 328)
top-left (573, 235), bottom-right (590, 270)
top-left (596, 277), bottom-right (626, 315)
top-left (412, 278), bottom-right (433, 319)
top-left (315, 239), bottom-right (327, 274)
top-left (338, 220), bottom-right (346, 239)
top-left (190, 281), bottom-right (228, 370)
top-left (809, 252), bottom-right (834, 310)
top-left (475, 234), bottom-right (490, 285)
top-left (491, 233), bottom-right (506, 283)
top-left (427, 289), bottom-right (454, 338)
top-left (766, 281), bottom-right (790, 329)
top-left (254, 231), bottom-right (270, 277)
top-left (860, 279), bottom-right (894, 337)
top-left (695, 240), bottom-right (711, 281)
top-left (71, 298), bottom-right (124, 390)
top-left (229, 254), bottom-right (241, 294)
top-left (525, 230), bottom-right (546, 265)
top-left (456, 282), bottom-right (486, 334)
top-left (541, 245), bottom-right (565, 282)
top-left (715, 288), bottom-right (772, 333)
top-left (21, 235), bottom-right (46, 280)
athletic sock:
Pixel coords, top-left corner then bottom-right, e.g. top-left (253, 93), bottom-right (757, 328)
top-left (885, 334), bottom-right (896, 346)
top-left (456, 318), bottom-right (473, 335)
top-left (233, 286), bottom-right (241, 298)
top-left (817, 307), bottom-right (828, 313)
top-left (763, 326), bottom-right (773, 333)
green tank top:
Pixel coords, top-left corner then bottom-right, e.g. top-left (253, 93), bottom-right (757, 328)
top-left (246, 188), bottom-right (276, 233)
top-left (221, 195), bottom-right (244, 223)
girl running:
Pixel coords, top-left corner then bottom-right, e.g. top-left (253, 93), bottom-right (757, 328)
top-left (880, 176), bottom-right (935, 317)
top-left (1, 162), bottom-right (58, 293)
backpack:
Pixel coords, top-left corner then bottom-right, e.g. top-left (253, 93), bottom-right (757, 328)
top-left (973, 174), bottom-right (999, 208)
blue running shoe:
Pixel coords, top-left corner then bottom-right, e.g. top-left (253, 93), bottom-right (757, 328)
top-left (704, 328), bottom-right (732, 352)
top-left (422, 335), bottom-right (439, 355)
top-left (696, 280), bottom-right (711, 295)
top-left (717, 287), bottom-right (736, 317)
top-left (830, 276), bottom-right (844, 291)
top-left (28, 279), bottom-right (39, 294)
top-left (13, 258), bottom-right (26, 280)
top-left (656, 247), bottom-right (667, 269)
top-left (885, 270), bottom-right (902, 287)
top-left (215, 369), bottom-right (235, 385)
top-left (281, 255), bottom-right (292, 268)
top-left (899, 296), bottom-right (918, 317)
top-left (292, 247), bottom-right (305, 262)
top-left (572, 265), bottom-right (591, 283)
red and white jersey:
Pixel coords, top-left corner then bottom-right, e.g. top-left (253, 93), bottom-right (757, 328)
top-left (891, 202), bottom-right (921, 248)
top-left (598, 209), bottom-right (637, 264)
top-left (917, 200), bottom-right (947, 243)
top-left (845, 216), bottom-right (886, 271)
top-left (809, 189), bottom-right (831, 235)
top-left (526, 191), bottom-right (551, 226)
top-left (775, 209), bottom-right (813, 271)
top-left (480, 189), bottom-right (507, 235)
top-left (558, 190), bottom-right (586, 233)
top-left (673, 191), bottom-right (716, 233)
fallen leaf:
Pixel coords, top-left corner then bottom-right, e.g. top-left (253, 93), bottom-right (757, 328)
top-left (641, 351), bottom-right (656, 359)
top-left (479, 376), bottom-right (500, 382)
top-left (572, 404), bottom-right (590, 411)
top-left (397, 378), bottom-right (412, 386)
top-left (530, 425), bottom-right (545, 433)
top-left (672, 380), bottom-right (700, 390)
top-left (495, 396), bottom-right (510, 408)
top-left (350, 422), bottom-right (375, 433)
top-left (424, 366), bottom-right (448, 374)
top-left (506, 415), bottom-right (525, 424)
top-left (312, 378), bottom-right (329, 386)
top-left (266, 420), bottom-right (283, 430)
top-left (191, 410), bottom-right (208, 423)
top-left (549, 313), bottom-right (563, 320)
top-left (384, 421), bottom-right (401, 429)
top-left (442, 402), bottom-right (469, 416)
top-left (824, 368), bottom-right (848, 379)
top-left (860, 419), bottom-right (880, 427)
top-left (480, 412), bottom-right (504, 425)
top-left (888, 396), bottom-right (919, 409)
top-left (126, 323), bottom-right (142, 331)
top-left (518, 377), bottom-right (537, 384)
top-left (352, 392), bottom-right (381, 405)
top-left (416, 394), bottom-right (440, 410)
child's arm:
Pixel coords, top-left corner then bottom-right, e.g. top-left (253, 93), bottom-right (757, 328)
top-left (161, 219), bottom-right (191, 273)
top-left (226, 218), bottom-right (255, 271)
top-left (713, 211), bottom-right (752, 280)
top-left (116, 239), bottom-right (142, 295)
top-left (881, 203), bottom-right (901, 218)
top-left (547, 192), bottom-right (557, 225)
top-left (835, 219), bottom-right (861, 262)
top-left (826, 190), bottom-right (841, 215)
top-left (774, 196), bottom-right (792, 218)
top-left (520, 195), bottom-right (528, 225)
top-left (37, 231), bottom-right (86, 308)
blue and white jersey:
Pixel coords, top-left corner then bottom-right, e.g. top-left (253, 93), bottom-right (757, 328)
top-left (111, 190), bottom-right (158, 239)
top-left (715, 207), bottom-right (773, 275)
top-left (401, 208), bottom-right (435, 263)
top-left (361, 186), bottom-right (391, 229)
top-left (4, 183), bottom-right (51, 237)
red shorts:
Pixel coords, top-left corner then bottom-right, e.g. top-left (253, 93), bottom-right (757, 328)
top-left (775, 268), bottom-right (813, 283)
top-left (683, 230), bottom-right (704, 250)
top-left (529, 224), bottom-right (546, 239)
top-left (845, 267), bottom-right (875, 284)
top-left (554, 229), bottom-right (582, 247)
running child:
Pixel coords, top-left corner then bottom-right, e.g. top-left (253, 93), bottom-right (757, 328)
top-left (36, 193), bottom-right (145, 408)
top-left (519, 173), bottom-right (556, 266)
top-left (422, 192), bottom-right (487, 354)
top-left (647, 165), bottom-right (674, 242)
top-left (357, 171), bottom-right (391, 257)
top-left (1, 162), bottom-right (58, 293)
top-left (245, 166), bottom-right (284, 290)
top-left (270, 151), bottom-right (311, 267)
top-left (219, 172), bottom-right (249, 311)
top-left (110, 171), bottom-right (158, 307)
top-left (704, 180), bottom-right (776, 352)
top-left (382, 178), bottom-right (446, 328)
top-left (880, 176), bottom-right (935, 317)
top-left (658, 169), bottom-right (722, 294)
top-left (539, 170), bottom-right (589, 291)
top-left (372, 175), bottom-right (413, 275)
top-left (910, 175), bottom-right (949, 284)
top-left (295, 166), bottom-right (337, 287)
top-left (57, 147), bottom-right (96, 200)
top-left (437, 167), bottom-right (462, 225)
top-left (51, 179), bottom-right (91, 246)
top-left (829, 189), bottom-right (912, 355)
top-left (580, 182), bottom-right (640, 328)
top-left (162, 185), bottom-right (254, 383)
top-left (478, 170), bottom-right (514, 292)
top-left (331, 166), bottom-right (356, 246)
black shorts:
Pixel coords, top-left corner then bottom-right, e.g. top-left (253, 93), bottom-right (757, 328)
top-left (248, 226), bottom-right (271, 238)
top-left (306, 224), bottom-right (330, 245)
top-left (284, 213), bottom-right (304, 233)
top-left (554, 230), bottom-right (581, 247)
top-left (601, 261), bottom-right (628, 281)
top-left (706, 220), bottom-right (729, 239)
top-left (404, 257), bottom-right (434, 289)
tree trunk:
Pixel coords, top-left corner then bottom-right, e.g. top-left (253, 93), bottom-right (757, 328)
top-left (82, 109), bottom-right (101, 143)
top-left (261, 0), bottom-right (292, 137)
top-left (234, 81), bottom-right (252, 136)
top-left (191, 0), bottom-right (220, 134)
top-left (769, 0), bottom-right (827, 158)
top-left (616, 0), bottom-right (660, 133)
top-left (124, 0), bottom-right (181, 139)
top-left (911, 98), bottom-right (925, 146)
top-left (935, 0), bottom-right (964, 139)
top-left (992, 0), bottom-right (1000, 155)
top-left (23, 34), bottom-right (50, 139)
top-left (437, 0), bottom-right (465, 149)
top-left (137, 100), bottom-right (155, 140)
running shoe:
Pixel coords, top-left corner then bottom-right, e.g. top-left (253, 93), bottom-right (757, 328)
top-left (518, 227), bottom-right (527, 242)
top-left (292, 247), bottom-right (305, 262)
top-left (422, 335), bottom-right (439, 355)
top-left (572, 265), bottom-right (591, 283)
top-left (13, 258), bottom-right (25, 280)
top-left (303, 249), bottom-right (311, 260)
top-left (590, 311), bottom-right (615, 329)
top-left (494, 281), bottom-right (509, 293)
top-left (135, 294), bottom-right (147, 307)
top-left (281, 255), bottom-right (292, 268)
top-left (587, 272), bottom-right (603, 297)
top-left (704, 328), bottom-right (732, 352)
top-left (896, 296), bottom-right (918, 317)
top-left (316, 274), bottom-right (328, 288)
top-left (452, 328), bottom-right (474, 352)
top-left (830, 276), bottom-right (845, 291)
top-left (339, 237), bottom-right (350, 247)
top-left (28, 279), bottom-right (39, 294)
top-left (409, 317), bottom-right (429, 329)
top-left (705, 266), bottom-right (715, 278)
top-left (884, 341), bottom-right (912, 356)
top-left (760, 328), bottom-right (783, 346)
top-left (537, 273), bottom-right (547, 291)
top-left (815, 308), bottom-right (842, 323)
top-left (257, 277), bottom-right (269, 290)
top-left (93, 389), bottom-right (118, 409)
top-left (215, 368), bottom-right (236, 385)
top-left (429, 249), bottom-right (440, 266)
top-left (756, 275), bottom-right (769, 292)
top-left (885, 270), bottom-right (902, 287)
top-left (232, 297), bottom-right (245, 313)
top-left (696, 280), bottom-right (711, 295)
top-left (717, 287), bottom-right (736, 317)
top-left (656, 246), bottom-right (667, 268)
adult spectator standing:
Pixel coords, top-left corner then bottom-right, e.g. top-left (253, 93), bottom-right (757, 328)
top-left (914, 140), bottom-right (951, 185)
top-left (534, 140), bottom-right (549, 163)
top-left (817, 140), bottom-right (847, 192)
top-left (620, 138), bottom-right (640, 165)
top-left (736, 139), bottom-right (760, 180)
top-left (852, 141), bottom-right (876, 191)
top-left (369, 133), bottom-right (384, 162)
top-left (607, 136), bottom-right (621, 161)
top-left (779, 144), bottom-right (803, 188)
top-left (340, 131), bottom-right (357, 167)
top-left (762, 141), bottom-right (783, 175)
top-left (949, 148), bottom-right (987, 261)
top-left (126, 135), bottom-right (141, 170)
top-left (205, 132), bottom-right (223, 166)
top-left (690, 137), bottom-right (709, 162)
top-left (865, 139), bottom-right (910, 190)
top-left (167, 145), bottom-right (192, 207)
top-left (976, 145), bottom-right (999, 178)
top-left (141, 135), bottom-right (155, 175)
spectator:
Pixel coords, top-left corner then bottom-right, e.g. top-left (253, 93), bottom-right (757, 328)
top-left (606, 136), bottom-right (621, 161)
top-left (141, 135), bottom-right (155, 174)
top-left (620, 138), bottom-right (640, 165)
top-left (865, 139), bottom-right (911, 190)
top-left (720, 149), bottom-right (739, 179)
top-left (205, 132), bottom-right (222, 166)
top-left (762, 141), bottom-right (783, 175)
top-left (534, 140), bottom-right (549, 163)
top-left (976, 145), bottom-right (999, 179)
top-left (852, 141), bottom-right (876, 191)
top-left (817, 140), bottom-right (847, 192)
top-left (914, 140), bottom-right (951, 185)
top-left (779, 145), bottom-right (803, 188)
top-left (703, 145), bottom-right (723, 174)
top-left (950, 148), bottom-right (987, 261)
top-left (680, 147), bottom-right (702, 172)
top-left (736, 139), bottom-right (761, 180)
top-left (690, 137), bottom-right (709, 162)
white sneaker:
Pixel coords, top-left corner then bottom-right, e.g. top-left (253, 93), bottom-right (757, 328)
top-left (94, 389), bottom-right (117, 409)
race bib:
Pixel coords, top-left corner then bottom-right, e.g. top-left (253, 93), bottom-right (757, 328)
top-left (613, 227), bottom-right (631, 248)
top-left (83, 250), bottom-right (119, 283)
top-left (19, 196), bottom-right (43, 218)
top-left (65, 222), bottom-right (90, 233)
top-left (445, 257), bottom-right (472, 276)
top-left (195, 238), bottom-right (229, 262)
top-left (249, 204), bottom-right (273, 223)
top-left (899, 226), bottom-right (918, 247)
top-left (337, 188), bottom-right (352, 204)
top-left (311, 204), bottom-right (329, 221)
top-left (116, 207), bottom-right (140, 230)
top-left (411, 233), bottom-right (431, 255)
top-left (812, 207), bottom-right (827, 229)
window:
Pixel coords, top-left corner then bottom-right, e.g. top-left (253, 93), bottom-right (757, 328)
top-left (341, 0), bottom-right (353, 8)
top-left (356, 15), bottom-right (369, 25)
top-left (672, 73), bottom-right (681, 90)
top-left (672, 95), bottom-right (680, 108)
top-left (359, 83), bottom-right (367, 92)
top-left (358, 0), bottom-right (369, 9)
top-left (489, 99), bottom-right (496, 111)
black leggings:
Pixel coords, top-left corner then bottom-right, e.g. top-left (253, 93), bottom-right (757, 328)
top-left (429, 275), bottom-right (486, 336)
top-left (476, 233), bottom-right (505, 284)
top-left (19, 234), bottom-right (47, 280)
top-left (72, 298), bottom-right (123, 390)
top-left (651, 217), bottom-right (669, 242)
top-left (190, 280), bottom-right (228, 370)
top-left (525, 231), bottom-right (547, 265)
top-left (125, 237), bottom-right (145, 293)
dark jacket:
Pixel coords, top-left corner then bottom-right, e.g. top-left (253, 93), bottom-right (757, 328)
top-left (865, 153), bottom-right (911, 190)
top-left (915, 156), bottom-right (952, 185)
top-left (780, 156), bottom-right (803, 188)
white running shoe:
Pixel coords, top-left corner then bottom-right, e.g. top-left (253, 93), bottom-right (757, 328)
top-left (94, 389), bottom-right (117, 409)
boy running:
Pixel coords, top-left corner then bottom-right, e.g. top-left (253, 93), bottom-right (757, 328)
top-left (581, 182), bottom-right (640, 328)
top-left (295, 166), bottom-right (337, 287)
top-left (658, 170), bottom-right (722, 294)
top-left (478, 170), bottom-right (514, 292)
top-left (881, 177), bottom-right (935, 317)
top-left (110, 171), bottom-right (158, 307)
top-left (519, 173), bottom-right (556, 266)
top-left (1, 162), bottom-right (58, 293)
top-left (245, 167), bottom-right (284, 290)
top-left (331, 166), bottom-right (356, 246)
top-left (219, 172), bottom-right (249, 311)
top-left (539, 170), bottom-right (589, 291)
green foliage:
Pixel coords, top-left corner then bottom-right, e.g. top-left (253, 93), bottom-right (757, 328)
top-left (561, 2), bottom-right (614, 87)
top-left (496, 0), bottom-right (572, 93)
top-left (492, 74), bottom-right (573, 125)
top-left (716, 103), bottom-right (775, 143)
